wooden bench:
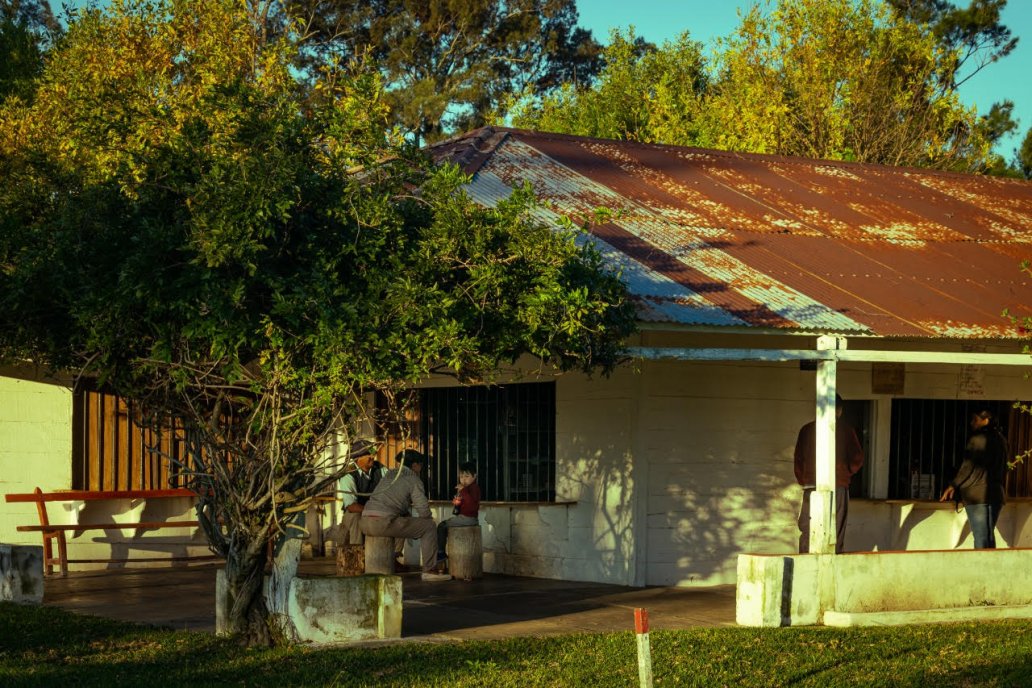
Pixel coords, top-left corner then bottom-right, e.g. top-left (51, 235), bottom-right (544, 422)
top-left (4, 488), bottom-right (219, 576)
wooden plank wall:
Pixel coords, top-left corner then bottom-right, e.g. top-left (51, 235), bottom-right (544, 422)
top-left (72, 390), bottom-right (189, 491)
top-left (1007, 405), bottom-right (1032, 499)
top-left (375, 391), bottom-right (424, 468)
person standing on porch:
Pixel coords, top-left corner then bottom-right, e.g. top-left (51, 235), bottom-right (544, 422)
top-left (794, 394), bottom-right (865, 553)
top-left (940, 410), bottom-right (1009, 549)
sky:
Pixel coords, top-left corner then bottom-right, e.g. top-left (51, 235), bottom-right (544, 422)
top-left (575, 0), bottom-right (1032, 159)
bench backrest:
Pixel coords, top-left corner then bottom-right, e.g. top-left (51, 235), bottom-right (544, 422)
top-left (33, 487), bottom-right (50, 528)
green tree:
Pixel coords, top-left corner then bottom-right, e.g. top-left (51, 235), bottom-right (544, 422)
top-left (0, 0), bottom-right (60, 103)
top-left (510, 29), bottom-right (709, 146)
top-left (886, 0), bottom-right (1017, 88)
top-left (517, 0), bottom-right (1015, 172)
top-left (285, 0), bottom-right (603, 145)
top-left (974, 100), bottom-right (1025, 177)
top-left (0, 0), bottom-right (635, 646)
top-left (1018, 126), bottom-right (1032, 179)
top-left (887, 0), bottom-right (1022, 176)
top-left (704, 0), bottom-right (989, 168)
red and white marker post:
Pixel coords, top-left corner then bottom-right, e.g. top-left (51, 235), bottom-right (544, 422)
top-left (634, 608), bottom-right (654, 688)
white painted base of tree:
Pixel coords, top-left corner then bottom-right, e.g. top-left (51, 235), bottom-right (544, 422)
top-left (0, 544), bottom-right (43, 604)
top-left (267, 537), bottom-right (302, 643)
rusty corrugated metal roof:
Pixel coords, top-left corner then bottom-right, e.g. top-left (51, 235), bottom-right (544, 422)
top-left (432, 127), bottom-right (1032, 339)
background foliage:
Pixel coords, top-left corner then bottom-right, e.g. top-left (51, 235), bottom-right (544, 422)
top-left (511, 0), bottom-right (1031, 176)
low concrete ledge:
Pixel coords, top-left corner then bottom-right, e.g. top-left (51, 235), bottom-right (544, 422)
top-left (0, 544), bottom-right (43, 604)
top-left (216, 571), bottom-right (402, 643)
top-left (824, 604), bottom-right (1032, 627)
top-left (738, 549), bottom-right (1032, 628)
top-left (289, 574), bottom-right (401, 643)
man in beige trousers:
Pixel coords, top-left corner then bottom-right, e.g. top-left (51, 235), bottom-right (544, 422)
top-left (360, 449), bottom-right (451, 582)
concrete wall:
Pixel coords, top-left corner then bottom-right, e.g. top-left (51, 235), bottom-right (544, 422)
top-left (39, 495), bottom-right (210, 570)
top-left (848, 499), bottom-right (1032, 551)
top-left (738, 549), bottom-right (1032, 627)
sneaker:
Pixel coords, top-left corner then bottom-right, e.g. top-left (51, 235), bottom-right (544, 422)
top-left (421, 571), bottom-right (452, 582)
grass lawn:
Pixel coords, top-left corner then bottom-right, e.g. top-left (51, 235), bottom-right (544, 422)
top-left (2, 603), bottom-right (1031, 687)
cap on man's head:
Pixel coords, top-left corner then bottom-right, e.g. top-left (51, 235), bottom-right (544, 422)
top-left (396, 448), bottom-right (426, 468)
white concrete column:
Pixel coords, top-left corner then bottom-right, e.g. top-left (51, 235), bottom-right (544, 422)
top-left (810, 336), bottom-right (844, 554)
top-left (870, 398), bottom-right (892, 499)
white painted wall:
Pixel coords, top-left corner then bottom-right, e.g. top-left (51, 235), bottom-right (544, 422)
top-left (0, 376), bottom-right (73, 546)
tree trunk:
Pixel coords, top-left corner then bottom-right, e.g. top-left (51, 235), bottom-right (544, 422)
top-left (220, 533), bottom-right (303, 647)
top-left (222, 538), bottom-right (273, 646)
top-left (265, 535), bottom-right (301, 644)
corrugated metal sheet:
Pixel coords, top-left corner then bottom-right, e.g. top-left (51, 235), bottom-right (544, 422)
top-left (433, 127), bottom-right (1032, 338)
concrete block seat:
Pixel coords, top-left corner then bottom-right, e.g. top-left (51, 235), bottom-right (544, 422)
top-left (216, 570), bottom-right (401, 643)
top-left (1, 544), bottom-right (44, 604)
top-left (364, 536), bottom-right (395, 574)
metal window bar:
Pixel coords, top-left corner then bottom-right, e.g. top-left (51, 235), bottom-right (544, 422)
top-left (419, 382), bottom-right (555, 502)
top-left (888, 399), bottom-right (1032, 500)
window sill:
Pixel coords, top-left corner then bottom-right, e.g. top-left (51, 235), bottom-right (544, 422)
top-left (855, 498), bottom-right (1032, 506)
top-left (429, 500), bottom-right (576, 507)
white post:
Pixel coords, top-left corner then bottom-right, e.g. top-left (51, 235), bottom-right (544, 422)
top-left (810, 336), bottom-right (843, 554)
top-left (635, 608), bottom-right (654, 688)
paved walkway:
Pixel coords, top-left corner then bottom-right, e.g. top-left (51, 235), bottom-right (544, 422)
top-left (42, 561), bottom-right (737, 642)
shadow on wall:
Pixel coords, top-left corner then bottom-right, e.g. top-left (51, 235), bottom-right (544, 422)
top-left (64, 498), bottom-right (206, 570)
top-left (557, 439), bottom-right (638, 584)
top-left (560, 435), bottom-right (801, 587)
top-left (647, 463), bottom-right (799, 587)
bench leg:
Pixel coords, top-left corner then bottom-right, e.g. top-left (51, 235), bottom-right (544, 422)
top-left (41, 532), bottom-right (53, 577)
top-left (56, 532), bottom-right (68, 577)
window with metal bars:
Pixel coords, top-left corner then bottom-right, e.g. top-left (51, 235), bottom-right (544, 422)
top-left (425, 382), bottom-right (555, 502)
top-left (376, 383), bottom-right (556, 502)
top-left (887, 399), bottom-right (1032, 500)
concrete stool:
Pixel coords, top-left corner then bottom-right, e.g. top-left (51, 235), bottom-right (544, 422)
top-left (447, 526), bottom-right (482, 580)
top-left (1, 544), bottom-right (43, 604)
top-left (364, 536), bottom-right (395, 574)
